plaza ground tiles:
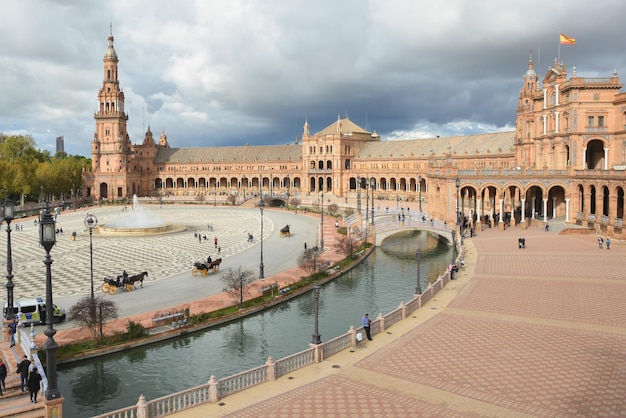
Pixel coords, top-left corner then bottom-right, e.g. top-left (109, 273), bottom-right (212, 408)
top-left (172, 226), bottom-right (626, 417)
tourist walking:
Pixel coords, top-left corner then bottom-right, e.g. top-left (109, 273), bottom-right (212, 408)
top-left (362, 313), bottom-right (372, 341)
top-left (598, 237), bottom-right (604, 249)
top-left (606, 238), bottom-right (611, 250)
top-left (7, 319), bottom-right (17, 347)
top-left (214, 237), bottom-right (218, 248)
top-left (27, 368), bottom-right (42, 403)
top-left (16, 355), bottom-right (30, 392)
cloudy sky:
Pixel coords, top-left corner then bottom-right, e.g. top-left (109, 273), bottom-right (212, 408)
top-left (2, 0), bottom-right (625, 157)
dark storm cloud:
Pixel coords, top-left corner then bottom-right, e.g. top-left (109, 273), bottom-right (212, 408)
top-left (1, 0), bottom-right (626, 155)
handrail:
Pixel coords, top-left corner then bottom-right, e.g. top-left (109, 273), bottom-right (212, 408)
top-left (95, 247), bottom-right (461, 418)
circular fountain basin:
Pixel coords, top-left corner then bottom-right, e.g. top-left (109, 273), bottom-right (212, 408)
top-left (97, 224), bottom-right (187, 236)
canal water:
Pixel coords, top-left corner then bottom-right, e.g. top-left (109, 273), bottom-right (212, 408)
top-left (58, 230), bottom-right (452, 417)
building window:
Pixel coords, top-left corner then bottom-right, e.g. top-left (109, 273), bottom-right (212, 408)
top-left (587, 116), bottom-right (594, 127)
top-left (598, 116), bottom-right (604, 127)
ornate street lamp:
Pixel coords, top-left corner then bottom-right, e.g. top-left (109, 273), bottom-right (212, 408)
top-left (286, 176), bottom-right (290, 210)
top-left (39, 205), bottom-right (61, 401)
top-left (356, 176), bottom-right (362, 215)
top-left (84, 214), bottom-right (98, 301)
top-left (259, 200), bottom-right (265, 279)
top-left (320, 191), bottom-right (324, 249)
top-left (415, 248), bottom-right (423, 294)
top-left (239, 272), bottom-right (244, 309)
top-left (311, 284), bottom-right (321, 344)
top-left (455, 176), bottom-right (463, 245)
top-left (418, 175), bottom-right (422, 213)
top-left (365, 177), bottom-right (369, 223)
top-left (2, 198), bottom-right (15, 320)
top-left (451, 229), bottom-right (456, 264)
top-left (370, 178), bottom-right (375, 225)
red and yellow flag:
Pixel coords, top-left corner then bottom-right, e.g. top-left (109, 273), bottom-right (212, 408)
top-left (560, 33), bottom-right (575, 45)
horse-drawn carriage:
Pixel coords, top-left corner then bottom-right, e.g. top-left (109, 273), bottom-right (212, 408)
top-left (101, 271), bottom-right (148, 295)
top-left (280, 224), bottom-right (290, 237)
top-left (192, 258), bottom-right (222, 277)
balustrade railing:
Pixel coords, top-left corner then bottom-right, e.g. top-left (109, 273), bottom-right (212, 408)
top-left (218, 364), bottom-right (268, 398)
top-left (322, 333), bottom-right (353, 359)
top-left (96, 246), bottom-right (461, 418)
top-left (275, 348), bottom-right (315, 378)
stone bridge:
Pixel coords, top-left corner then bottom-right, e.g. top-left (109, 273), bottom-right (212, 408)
top-left (345, 213), bottom-right (455, 247)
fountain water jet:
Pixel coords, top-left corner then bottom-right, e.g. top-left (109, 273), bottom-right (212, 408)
top-left (99, 195), bottom-right (180, 235)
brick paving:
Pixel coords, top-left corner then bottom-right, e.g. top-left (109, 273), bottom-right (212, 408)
top-left (179, 224), bottom-right (626, 417)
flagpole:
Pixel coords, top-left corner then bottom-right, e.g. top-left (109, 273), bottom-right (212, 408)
top-left (557, 37), bottom-right (561, 63)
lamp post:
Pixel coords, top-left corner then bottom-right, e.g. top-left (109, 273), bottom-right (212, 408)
top-left (286, 176), bottom-right (290, 210)
top-left (239, 272), bottom-right (243, 309)
top-left (2, 198), bottom-right (15, 320)
top-left (415, 248), bottom-right (422, 294)
top-left (311, 284), bottom-right (321, 344)
top-left (451, 229), bottom-right (456, 264)
top-left (84, 214), bottom-right (98, 301)
top-left (365, 177), bottom-right (369, 223)
top-left (455, 176), bottom-right (462, 245)
top-left (370, 178), bottom-right (375, 225)
top-left (320, 191), bottom-right (324, 249)
top-left (396, 185), bottom-right (399, 209)
top-left (259, 200), bottom-right (265, 278)
top-left (418, 175), bottom-right (422, 213)
top-left (39, 205), bottom-right (61, 401)
top-left (356, 176), bottom-right (362, 215)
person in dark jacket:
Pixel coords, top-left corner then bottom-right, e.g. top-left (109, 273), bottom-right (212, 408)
top-left (0, 359), bottom-right (7, 394)
top-left (28, 368), bottom-right (42, 403)
top-left (16, 355), bottom-right (30, 392)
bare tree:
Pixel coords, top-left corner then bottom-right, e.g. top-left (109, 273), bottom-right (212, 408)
top-left (334, 234), bottom-right (357, 258)
top-left (351, 227), bottom-right (369, 246)
top-left (226, 194), bottom-right (237, 205)
top-left (69, 296), bottom-right (119, 345)
top-left (327, 203), bottom-right (338, 215)
top-left (220, 267), bottom-right (256, 308)
top-left (298, 248), bottom-right (320, 277)
top-left (289, 197), bottom-right (301, 213)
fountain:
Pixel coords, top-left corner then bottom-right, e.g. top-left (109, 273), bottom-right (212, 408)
top-left (99, 195), bottom-right (179, 235)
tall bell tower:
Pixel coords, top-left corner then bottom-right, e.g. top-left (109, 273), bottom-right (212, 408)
top-left (91, 28), bottom-right (132, 200)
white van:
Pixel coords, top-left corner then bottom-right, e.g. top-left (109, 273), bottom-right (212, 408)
top-left (4, 297), bottom-right (66, 325)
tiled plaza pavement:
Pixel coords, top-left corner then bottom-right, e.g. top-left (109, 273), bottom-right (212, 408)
top-left (178, 225), bottom-right (626, 417)
top-left (2, 206), bottom-right (268, 300)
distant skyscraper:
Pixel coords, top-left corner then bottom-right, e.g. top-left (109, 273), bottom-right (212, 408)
top-left (56, 136), bottom-right (65, 154)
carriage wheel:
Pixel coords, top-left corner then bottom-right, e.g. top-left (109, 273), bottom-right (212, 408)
top-left (202, 269), bottom-right (208, 277)
top-left (126, 284), bottom-right (134, 292)
top-left (108, 286), bottom-right (117, 295)
top-left (101, 283), bottom-right (110, 293)
top-left (192, 267), bottom-right (199, 277)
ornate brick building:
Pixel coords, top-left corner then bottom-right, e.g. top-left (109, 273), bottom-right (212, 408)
top-left (83, 33), bottom-right (626, 237)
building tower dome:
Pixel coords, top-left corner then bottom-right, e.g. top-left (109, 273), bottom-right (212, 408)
top-left (104, 31), bottom-right (117, 60)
